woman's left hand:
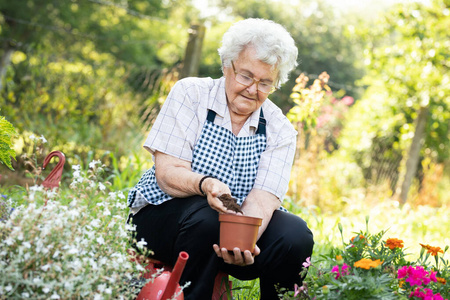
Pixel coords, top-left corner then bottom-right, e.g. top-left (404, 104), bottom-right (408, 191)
top-left (212, 244), bottom-right (260, 266)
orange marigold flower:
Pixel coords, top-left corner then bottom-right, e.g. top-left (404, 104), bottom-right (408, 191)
top-left (353, 258), bottom-right (383, 270)
top-left (420, 243), bottom-right (444, 256)
top-left (436, 277), bottom-right (446, 285)
top-left (385, 238), bottom-right (404, 250)
top-left (336, 255), bottom-right (343, 260)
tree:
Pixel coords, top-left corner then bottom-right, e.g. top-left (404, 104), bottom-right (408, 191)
top-left (0, 0), bottom-right (194, 90)
top-left (339, 0), bottom-right (450, 203)
top-left (214, 0), bottom-right (366, 111)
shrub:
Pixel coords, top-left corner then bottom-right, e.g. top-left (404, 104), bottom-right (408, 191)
top-left (0, 113), bottom-right (17, 170)
top-left (0, 161), bottom-right (149, 299)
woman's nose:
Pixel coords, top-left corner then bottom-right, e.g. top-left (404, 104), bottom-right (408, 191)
top-left (246, 82), bottom-right (258, 94)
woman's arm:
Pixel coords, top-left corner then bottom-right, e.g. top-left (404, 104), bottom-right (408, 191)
top-left (241, 188), bottom-right (281, 240)
top-left (154, 151), bottom-right (234, 213)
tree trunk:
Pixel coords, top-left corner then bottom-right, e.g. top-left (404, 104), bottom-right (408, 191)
top-left (0, 42), bottom-right (15, 92)
top-left (399, 106), bottom-right (429, 205)
top-left (180, 24), bottom-right (205, 79)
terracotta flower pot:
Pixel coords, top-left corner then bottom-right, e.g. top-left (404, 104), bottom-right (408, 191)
top-left (219, 214), bottom-right (262, 253)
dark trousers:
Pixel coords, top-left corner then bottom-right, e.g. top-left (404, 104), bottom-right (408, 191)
top-left (130, 196), bottom-right (314, 300)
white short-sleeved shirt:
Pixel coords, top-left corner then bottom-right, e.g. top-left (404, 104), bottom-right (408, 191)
top-left (137, 76), bottom-right (297, 203)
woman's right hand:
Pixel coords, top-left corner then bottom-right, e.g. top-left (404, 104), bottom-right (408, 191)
top-left (201, 177), bottom-right (235, 214)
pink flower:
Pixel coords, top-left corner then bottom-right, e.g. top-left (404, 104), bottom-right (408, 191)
top-left (294, 284), bottom-right (300, 297)
top-left (341, 263), bottom-right (351, 276)
top-left (341, 96), bottom-right (354, 106)
top-left (303, 257), bottom-right (311, 268)
top-left (397, 266), bottom-right (438, 287)
top-left (331, 263), bottom-right (351, 279)
top-left (410, 287), bottom-right (444, 300)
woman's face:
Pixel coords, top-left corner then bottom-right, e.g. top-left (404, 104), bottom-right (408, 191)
top-left (224, 47), bottom-right (278, 118)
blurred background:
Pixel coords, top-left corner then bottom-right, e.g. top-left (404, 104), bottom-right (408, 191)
top-left (0, 0), bottom-right (449, 243)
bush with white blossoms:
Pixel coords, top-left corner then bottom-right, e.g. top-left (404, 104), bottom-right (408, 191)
top-left (0, 161), bottom-right (150, 299)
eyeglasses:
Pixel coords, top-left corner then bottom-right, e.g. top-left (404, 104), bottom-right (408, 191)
top-left (231, 61), bottom-right (277, 94)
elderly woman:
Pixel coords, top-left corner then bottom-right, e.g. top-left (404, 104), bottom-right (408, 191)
top-left (127, 18), bottom-right (314, 299)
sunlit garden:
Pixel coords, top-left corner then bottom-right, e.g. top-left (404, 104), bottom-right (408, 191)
top-left (1, 0), bottom-right (449, 299)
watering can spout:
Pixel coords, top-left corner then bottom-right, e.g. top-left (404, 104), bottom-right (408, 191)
top-left (136, 251), bottom-right (189, 300)
top-left (161, 251), bottom-right (189, 299)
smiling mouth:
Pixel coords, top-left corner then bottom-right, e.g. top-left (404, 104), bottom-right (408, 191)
top-left (241, 94), bottom-right (257, 101)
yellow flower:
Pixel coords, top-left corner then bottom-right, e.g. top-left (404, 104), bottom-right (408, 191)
top-left (353, 258), bottom-right (383, 270)
top-left (336, 255), bottom-right (343, 260)
top-left (420, 243), bottom-right (444, 256)
top-left (385, 238), bottom-right (404, 250)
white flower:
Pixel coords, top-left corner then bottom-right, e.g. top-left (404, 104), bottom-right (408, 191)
top-left (93, 294), bottom-right (103, 300)
top-left (115, 202), bottom-right (127, 209)
top-left (22, 292), bottom-right (30, 298)
top-left (29, 134), bottom-right (36, 140)
top-left (118, 191), bottom-right (125, 199)
top-left (108, 192), bottom-right (117, 199)
top-left (5, 285), bottom-right (13, 292)
top-left (41, 264), bottom-right (51, 271)
top-left (50, 292), bottom-right (60, 299)
top-left (98, 284), bottom-right (106, 292)
top-left (43, 287), bottom-right (51, 293)
top-left (67, 247), bottom-right (79, 255)
top-left (72, 165), bottom-right (81, 171)
top-left (105, 288), bottom-right (112, 295)
top-left (29, 185), bottom-right (44, 192)
top-left (39, 135), bottom-right (48, 143)
top-left (102, 208), bottom-right (111, 217)
top-left (125, 223), bottom-right (136, 232)
top-left (90, 219), bottom-right (101, 228)
top-left (98, 182), bottom-right (106, 191)
top-left (46, 189), bottom-right (58, 199)
top-left (4, 237), bottom-right (14, 246)
top-left (96, 236), bottom-right (105, 245)
top-left (89, 160), bottom-right (101, 169)
top-left (33, 277), bottom-right (43, 284)
top-left (136, 238), bottom-right (147, 250)
top-left (23, 241), bottom-right (31, 248)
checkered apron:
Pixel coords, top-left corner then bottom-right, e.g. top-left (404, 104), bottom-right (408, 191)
top-left (127, 109), bottom-right (267, 207)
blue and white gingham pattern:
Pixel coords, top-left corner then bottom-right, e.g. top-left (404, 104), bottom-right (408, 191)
top-left (191, 114), bottom-right (266, 206)
top-left (127, 166), bottom-right (172, 207)
top-left (128, 111), bottom-right (266, 207)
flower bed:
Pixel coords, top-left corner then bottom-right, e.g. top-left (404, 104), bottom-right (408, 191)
top-left (280, 218), bottom-right (449, 299)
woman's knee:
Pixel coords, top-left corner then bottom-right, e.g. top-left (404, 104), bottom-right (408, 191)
top-left (265, 211), bottom-right (314, 259)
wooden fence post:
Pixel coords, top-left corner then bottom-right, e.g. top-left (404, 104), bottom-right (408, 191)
top-left (180, 24), bottom-right (205, 79)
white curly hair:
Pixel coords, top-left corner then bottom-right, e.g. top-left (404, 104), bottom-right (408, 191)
top-left (218, 18), bottom-right (298, 87)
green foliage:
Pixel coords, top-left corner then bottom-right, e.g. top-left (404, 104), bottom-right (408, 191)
top-left (0, 0), bottom-right (195, 174)
top-left (0, 113), bottom-right (16, 170)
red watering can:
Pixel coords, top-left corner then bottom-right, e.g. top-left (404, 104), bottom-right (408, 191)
top-left (137, 251), bottom-right (189, 300)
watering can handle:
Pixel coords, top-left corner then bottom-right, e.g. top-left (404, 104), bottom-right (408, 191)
top-left (42, 151), bottom-right (66, 189)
